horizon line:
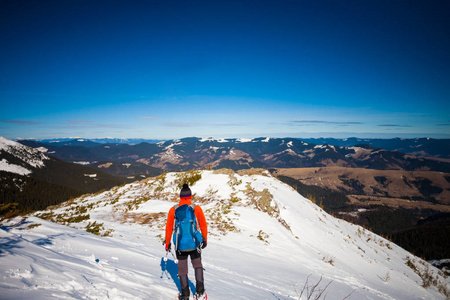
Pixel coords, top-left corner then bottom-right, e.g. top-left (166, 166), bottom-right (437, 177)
top-left (4, 134), bottom-right (450, 142)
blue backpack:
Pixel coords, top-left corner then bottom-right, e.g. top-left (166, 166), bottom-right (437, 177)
top-left (172, 204), bottom-right (203, 252)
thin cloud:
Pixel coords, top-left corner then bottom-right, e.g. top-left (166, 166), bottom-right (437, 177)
top-left (0, 119), bottom-right (41, 124)
top-left (68, 120), bottom-right (93, 123)
top-left (292, 120), bottom-right (329, 124)
top-left (378, 124), bottom-right (413, 128)
top-left (291, 120), bottom-right (364, 125)
top-left (139, 117), bottom-right (159, 120)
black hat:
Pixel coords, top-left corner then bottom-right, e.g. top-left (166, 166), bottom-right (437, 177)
top-left (180, 183), bottom-right (192, 198)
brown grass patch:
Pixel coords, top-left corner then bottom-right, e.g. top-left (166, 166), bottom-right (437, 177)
top-left (116, 212), bottom-right (166, 229)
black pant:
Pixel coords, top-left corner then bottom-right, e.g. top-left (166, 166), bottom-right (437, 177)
top-left (177, 250), bottom-right (204, 295)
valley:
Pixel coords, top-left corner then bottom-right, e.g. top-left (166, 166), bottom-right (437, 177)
top-left (274, 167), bottom-right (450, 209)
top-left (274, 167), bottom-right (450, 261)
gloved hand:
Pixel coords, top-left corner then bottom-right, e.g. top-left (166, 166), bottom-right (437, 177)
top-left (201, 241), bottom-right (207, 249)
top-left (165, 242), bottom-right (171, 251)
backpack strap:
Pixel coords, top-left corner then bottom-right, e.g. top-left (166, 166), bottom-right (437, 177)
top-left (172, 204), bottom-right (178, 232)
top-left (174, 203), bottom-right (195, 210)
top-left (190, 204), bottom-right (199, 228)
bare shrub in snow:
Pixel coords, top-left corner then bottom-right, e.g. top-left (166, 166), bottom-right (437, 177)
top-left (405, 256), bottom-right (449, 297)
top-left (322, 256), bottom-right (335, 267)
top-left (244, 184), bottom-right (279, 217)
top-left (257, 230), bottom-right (270, 245)
top-left (295, 275), bottom-right (333, 300)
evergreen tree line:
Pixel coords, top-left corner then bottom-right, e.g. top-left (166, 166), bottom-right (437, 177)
top-left (0, 158), bottom-right (132, 219)
top-left (32, 158), bottom-right (131, 194)
top-left (0, 171), bottom-right (82, 218)
top-left (276, 175), bottom-right (350, 210)
top-left (391, 222), bottom-right (450, 259)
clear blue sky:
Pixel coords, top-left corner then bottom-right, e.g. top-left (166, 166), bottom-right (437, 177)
top-left (1, 0), bottom-right (449, 140)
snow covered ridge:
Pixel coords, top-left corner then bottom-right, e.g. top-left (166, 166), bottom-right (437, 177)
top-left (0, 136), bottom-right (49, 175)
top-left (199, 137), bottom-right (274, 143)
top-left (0, 158), bottom-right (32, 175)
top-left (0, 170), bottom-right (442, 299)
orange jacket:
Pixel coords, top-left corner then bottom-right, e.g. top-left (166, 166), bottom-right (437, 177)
top-left (165, 196), bottom-right (207, 250)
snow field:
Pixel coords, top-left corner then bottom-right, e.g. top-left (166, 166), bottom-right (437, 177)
top-left (0, 170), bottom-right (448, 299)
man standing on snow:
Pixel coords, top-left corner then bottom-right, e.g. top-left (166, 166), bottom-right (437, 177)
top-left (165, 183), bottom-right (208, 300)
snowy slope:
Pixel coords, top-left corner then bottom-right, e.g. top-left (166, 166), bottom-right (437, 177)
top-left (0, 136), bottom-right (48, 175)
top-left (1, 170), bottom-right (448, 299)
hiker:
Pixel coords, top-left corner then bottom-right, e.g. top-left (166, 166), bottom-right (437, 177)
top-left (165, 183), bottom-right (208, 300)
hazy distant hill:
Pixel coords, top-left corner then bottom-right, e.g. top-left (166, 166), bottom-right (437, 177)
top-left (20, 138), bottom-right (163, 147)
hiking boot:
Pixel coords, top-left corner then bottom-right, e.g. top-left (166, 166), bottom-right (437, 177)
top-left (178, 287), bottom-right (190, 300)
top-left (194, 281), bottom-right (206, 299)
top-left (178, 293), bottom-right (189, 300)
top-left (196, 281), bottom-right (205, 294)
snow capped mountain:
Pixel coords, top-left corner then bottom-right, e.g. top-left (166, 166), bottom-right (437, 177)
top-left (1, 170), bottom-right (448, 299)
top-left (18, 136), bottom-right (450, 160)
top-left (302, 137), bottom-right (450, 159)
top-left (20, 137), bottom-right (450, 173)
top-left (0, 136), bottom-right (49, 175)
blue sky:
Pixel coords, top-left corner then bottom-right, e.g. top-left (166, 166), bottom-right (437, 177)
top-left (1, 0), bottom-right (449, 140)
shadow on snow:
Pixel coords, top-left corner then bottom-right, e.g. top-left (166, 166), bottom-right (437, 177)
top-left (160, 257), bottom-right (196, 294)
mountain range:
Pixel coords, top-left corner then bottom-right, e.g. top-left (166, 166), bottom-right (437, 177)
top-left (302, 137), bottom-right (450, 159)
top-left (18, 137), bottom-right (450, 175)
top-left (20, 136), bottom-right (450, 159)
